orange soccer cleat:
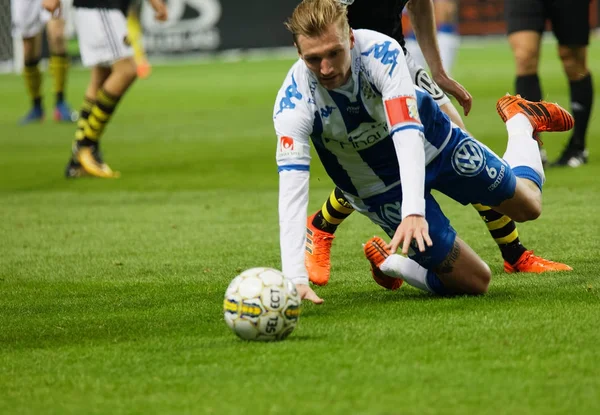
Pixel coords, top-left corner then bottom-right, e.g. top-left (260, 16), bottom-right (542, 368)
top-left (364, 237), bottom-right (403, 290)
top-left (504, 250), bottom-right (573, 274)
top-left (305, 213), bottom-right (335, 286)
top-left (496, 94), bottom-right (574, 136)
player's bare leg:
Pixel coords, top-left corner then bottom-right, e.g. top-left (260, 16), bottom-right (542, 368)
top-left (46, 17), bottom-right (75, 122)
top-left (19, 34), bottom-right (44, 124)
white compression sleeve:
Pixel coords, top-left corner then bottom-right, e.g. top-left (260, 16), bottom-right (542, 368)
top-left (279, 169), bottom-right (310, 285)
top-left (392, 128), bottom-right (426, 219)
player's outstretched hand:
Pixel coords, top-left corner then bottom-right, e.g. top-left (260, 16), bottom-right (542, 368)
top-left (42, 0), bottom-right (60, 12)
top-left (296, 284), bottom-right (324, 304)
top-left (432, 73), bottom-right (472, 117)
top-left (149, 0), bottom-right (168, 21)
top-left (388, 214), bottom-right (433, 255)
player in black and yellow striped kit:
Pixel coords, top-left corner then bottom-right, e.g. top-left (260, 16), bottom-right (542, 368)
top-left (42, 0), bottom-right (167, 178)
top-left (11, 0), bottom-right (75, 124)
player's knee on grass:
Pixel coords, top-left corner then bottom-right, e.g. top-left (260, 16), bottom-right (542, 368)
top-left (434, 238), bottom-right (491, 296)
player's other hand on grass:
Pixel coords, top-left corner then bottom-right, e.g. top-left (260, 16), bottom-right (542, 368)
top-left (42, 0), bottom-right (60, 12)
top-left (296, 284), bottom-right (324, 305)
top-left (432, 73), bottom-right (472, 117)
top-left (388, 214), bottom-right (433, 255)
top-left (149, 0), bottom-right (168, 21)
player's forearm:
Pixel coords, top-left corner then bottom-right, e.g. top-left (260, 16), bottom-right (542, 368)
top-left (279, 169), bottom-right (310, 285)
top-left (407, 0), bottom-right (445, 76)
top-left (392, 130), bottom-right (426, 219)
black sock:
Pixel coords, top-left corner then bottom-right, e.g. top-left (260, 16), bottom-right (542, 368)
top-left (311, 211), bottom-right (339, 234)
top-left (499, 240), bottom-right (527, 265)
top-left (516, 74), bottom-right (542, 101)
top-left (567, 73), bottom-right (593, 151)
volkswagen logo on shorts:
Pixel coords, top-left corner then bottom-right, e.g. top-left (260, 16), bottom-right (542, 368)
top-left (451, 138), bottom-right (486, 177)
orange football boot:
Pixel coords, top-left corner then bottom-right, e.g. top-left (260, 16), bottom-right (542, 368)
top-left (305, 213), bottom-right (335, 286)
top-left (504, 250), bottom-right (573, 274)
top-left (364, 237), bottom-right (403, 290)
top-left (496, 94), bottom-right (574, 137)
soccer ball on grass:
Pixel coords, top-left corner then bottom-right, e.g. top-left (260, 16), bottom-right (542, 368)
top-left (223, 267), bottom-right (301, 341)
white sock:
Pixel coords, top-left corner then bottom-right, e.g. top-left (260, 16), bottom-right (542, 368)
top-left (380, 254), bottom-right (433, 293)
top-left (437, 32), bottom-right (460, 75)
top-left (503, 113), bottom-right (545, 183)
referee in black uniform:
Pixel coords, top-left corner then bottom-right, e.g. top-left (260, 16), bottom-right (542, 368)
top-left (505, 0), bottom-right (593, 167)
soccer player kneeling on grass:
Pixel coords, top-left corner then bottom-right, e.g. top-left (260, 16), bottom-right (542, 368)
top-left (274, 0), bottom-right (575, 304)
top-left (42, 0), bottom-right (167, 179)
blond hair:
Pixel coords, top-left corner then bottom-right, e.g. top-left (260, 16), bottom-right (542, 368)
top-left (284, 0), bottom-right (349, 44)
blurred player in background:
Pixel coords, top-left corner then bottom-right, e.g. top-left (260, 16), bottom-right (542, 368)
top-left (276, 0), bottom-right (575, 303)
top-left (305, 0), bottom-right (572, 289)
top-left (43, 0), bottom-right (167, 179)
top-left (127, 0), bottom-right (152, 79)
top-left (505, 0), bottom-right (594, 167)
top-left (11, 0), bottom-right (75, 124)
top-left (405, 0), bottom-right (460, 74)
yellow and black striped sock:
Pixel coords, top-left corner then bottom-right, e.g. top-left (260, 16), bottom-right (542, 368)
top-left (312, 187), bottom-right (354, 234)
top-left (49, 54), bottom-right (69, 104)
top-left (75, 97), bottom-right (95, 141)
top-left (472, 204), bottom-right (527, 265)
top-left (23, 59), bottom-right (42, 108)
top-left (78, 88), bottom-right (120, 146)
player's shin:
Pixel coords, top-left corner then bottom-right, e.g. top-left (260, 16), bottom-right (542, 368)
top-left (503, 113), bottom-right (544, 189)
top-left (472, 204), bottom-right (526, 265)
top-left (75, 97), bottom-right (94, 140)
top-left (49, 54), bottom-right (69, 105)
top-left (23, 59), bottom-right (42, 109)
top-left (312, 187), bottom-right (354, 234)
top-left (79, 89), bottom-right (121, 145)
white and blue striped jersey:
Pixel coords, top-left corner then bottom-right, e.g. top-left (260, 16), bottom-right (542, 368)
top-left (274, 29), bottom-right (452, 284)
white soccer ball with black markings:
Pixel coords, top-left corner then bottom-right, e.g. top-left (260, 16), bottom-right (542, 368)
top-left (223, 267), bottom-right (301, 341)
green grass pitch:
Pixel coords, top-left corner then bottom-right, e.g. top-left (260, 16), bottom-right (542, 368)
top-left (1, 39), bottom-right (599, 414)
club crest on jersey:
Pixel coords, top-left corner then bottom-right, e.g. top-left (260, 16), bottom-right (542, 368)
top-left (276, 75), bottom-right (303, 115)
top-left (361, 41), bottom-right (399, 77)
top-left (452, 138), bottom-right (486, 177)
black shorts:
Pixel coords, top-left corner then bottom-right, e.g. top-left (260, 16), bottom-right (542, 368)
top-left (505, 0), bottom-right (591, 46)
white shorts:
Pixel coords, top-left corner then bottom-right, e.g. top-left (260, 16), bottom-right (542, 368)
top-left (11, 0), bottom-right (51, 38)
top-left (405, 50), bottom-right (451, 108)
top-left (74, 8), bottom-right (133, 67)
